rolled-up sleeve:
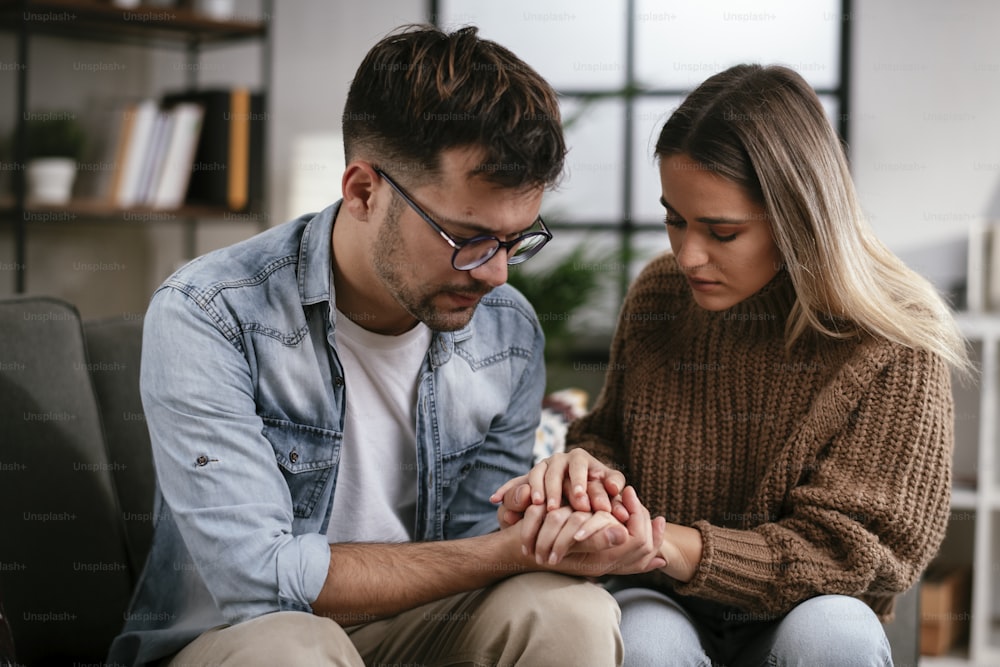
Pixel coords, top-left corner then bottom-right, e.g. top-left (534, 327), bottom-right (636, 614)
top-left (141, 285), bottom-right (330, 622)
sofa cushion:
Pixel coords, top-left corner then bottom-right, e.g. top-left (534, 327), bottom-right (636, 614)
top-left (84, 315), bottom-right (155, 574)
top-left (0, 296), bottom-right (134, 665)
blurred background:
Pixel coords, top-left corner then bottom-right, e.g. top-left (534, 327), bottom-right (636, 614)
top-left (1, 0), bottom-right (995, 327)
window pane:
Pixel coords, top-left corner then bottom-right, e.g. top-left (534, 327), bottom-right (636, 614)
top-left (544, 97), bottom-right (625, 224)
top-left (630, 96), bottom-right (683, 225)
top-left (530, 229), bottom-right (626, 337)
top-left (634, 0), bottom-right (841, 90)
top-left (818, 94), bottom-right (841, 138)
top-left (438, 0), bottom-right (626, 89)
top-left (630, 230), bottom-right (673, 282)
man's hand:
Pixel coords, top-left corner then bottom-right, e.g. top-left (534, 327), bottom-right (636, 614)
top-left (515, 486), bottom-right (667, 577)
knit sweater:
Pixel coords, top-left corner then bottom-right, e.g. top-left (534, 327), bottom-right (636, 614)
top-left (567, 253), bottom-right (954, 620)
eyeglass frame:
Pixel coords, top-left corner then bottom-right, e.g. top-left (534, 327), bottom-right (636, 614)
top-left (374, 167), bottom-right (552, 272)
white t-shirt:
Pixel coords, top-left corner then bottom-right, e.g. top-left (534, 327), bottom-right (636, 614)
top-left (325, 308), bottom-right (432, 544)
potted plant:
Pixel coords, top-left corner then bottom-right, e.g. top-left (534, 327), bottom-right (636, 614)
top-left (22, 112), bottom-right (86, 205)
top-left (506, 242), bottom-right (624, 351)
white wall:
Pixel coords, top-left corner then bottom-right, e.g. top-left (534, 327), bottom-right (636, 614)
top-left (267, 0), bottom-right (424, 225)
top-left (851, 0), bottom-right (1000, 296)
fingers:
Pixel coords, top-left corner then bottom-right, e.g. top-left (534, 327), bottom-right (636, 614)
top-left (565, 454), bottom-right (592, 511)
top-left (527, 460), bottom-right (550, 507)
top-left (543, 456), bottom-right (570, 511)
top-left (519, 503), bottom-right (547, 558)
top-left (610, 494), bottom-right (630, 523)
top-left (584, 479), bottom-right (612, 513)
top-left (553, 449), bottom-right (625, 512)
top-left (489, 474), bottom-right (525, 505)
top-left (497, 507), bottom-right (523, 530)
top-left (596, 467), bottom-right (625, 501)
top-left (495, 450), bottom-right (628, 519)
top-left (532, 506), bottom-right (575, 565)
top-left (536, 509), bottom-right (623, 565)
top-left (505, 483), bottom-right (532, 513)
top-left (650, 516), bottom-right (667, 569)
top-left (620, 489), bottom-right (667, 572)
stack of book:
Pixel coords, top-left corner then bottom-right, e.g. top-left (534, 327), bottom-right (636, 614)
top-left (106, 88), bottom-right (264, 212)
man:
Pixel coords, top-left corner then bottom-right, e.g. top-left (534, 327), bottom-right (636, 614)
top-left (109, 25), bottom-right (663, 667)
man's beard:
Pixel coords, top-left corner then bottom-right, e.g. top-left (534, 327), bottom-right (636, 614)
top-left (372, 202), bottom-right (492, 332)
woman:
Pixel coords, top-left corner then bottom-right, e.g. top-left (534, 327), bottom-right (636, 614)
top-left (495, 64), bottom-right (971, 665)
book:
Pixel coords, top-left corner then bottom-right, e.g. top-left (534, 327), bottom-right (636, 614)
top-left (135, 110), bottom-right (172, 206)
top-left (149, 103), bottom-right (205, 210)
top-left (104, 103), bottom-right (138, 206)
top-left (113, 99), bottom-right (158, 209)
top-left (162, 87), bottom-right (264, 212)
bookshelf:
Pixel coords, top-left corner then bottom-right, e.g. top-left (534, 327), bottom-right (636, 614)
top-left (921, 313), bottom-right (1000, 666)
top-left (0, 0), bottom-right (273, 293)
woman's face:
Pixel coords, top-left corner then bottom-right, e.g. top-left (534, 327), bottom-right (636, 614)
top-left (659, 153), bottom-right (782, 311)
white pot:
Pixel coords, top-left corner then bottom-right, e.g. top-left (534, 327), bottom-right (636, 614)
top-left (195, 0), bottom-right (235, 20)
top-left (26, 157), bottom-right (77, 205)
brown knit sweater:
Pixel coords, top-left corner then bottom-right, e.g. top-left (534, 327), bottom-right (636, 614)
top-left (567, 253), bottom-right (954, 620)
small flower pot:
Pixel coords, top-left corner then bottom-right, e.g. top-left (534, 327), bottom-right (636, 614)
top-left (26, 157), bottom-right (77, 205)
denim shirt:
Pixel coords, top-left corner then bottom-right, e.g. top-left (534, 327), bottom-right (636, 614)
top-left (107, 202), bottom-right (545, 666)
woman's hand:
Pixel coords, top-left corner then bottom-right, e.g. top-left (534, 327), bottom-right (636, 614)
top-left (492, 449), bottom-right (629, 525)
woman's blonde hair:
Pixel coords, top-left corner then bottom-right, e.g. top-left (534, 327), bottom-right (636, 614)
top-left (656, 63), bottom-right (972, 374)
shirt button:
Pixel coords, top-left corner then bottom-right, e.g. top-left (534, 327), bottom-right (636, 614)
top-left (195, 455), bottom-right (209, 467)
top-left (289, 450), bottom-right (299, 463)
top-left (334, 376), bottom-right (344, 387)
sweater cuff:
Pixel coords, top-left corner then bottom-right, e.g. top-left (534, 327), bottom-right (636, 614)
top-left (674, 521), bottom-right (782, 609)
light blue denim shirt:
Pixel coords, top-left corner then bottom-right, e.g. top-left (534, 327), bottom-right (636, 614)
top-left (108, 202), bottom-right (545, 666)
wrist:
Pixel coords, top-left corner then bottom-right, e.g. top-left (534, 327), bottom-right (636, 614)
top-left (498, 522), bottom-right (542, 574)
top-left (658, 523), bottom-right (703, 583)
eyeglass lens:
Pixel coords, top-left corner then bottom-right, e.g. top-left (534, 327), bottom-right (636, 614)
top-left (453, 233), bottom-right (547, 270)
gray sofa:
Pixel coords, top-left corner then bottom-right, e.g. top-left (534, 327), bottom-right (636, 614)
top-left (1, 296), bottom-right (153, 666)
top-left (0, 295), bottom-right (921, 665)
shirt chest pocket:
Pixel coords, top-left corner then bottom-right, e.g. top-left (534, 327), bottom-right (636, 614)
top-left (263, 418), bottom-right (340, 518)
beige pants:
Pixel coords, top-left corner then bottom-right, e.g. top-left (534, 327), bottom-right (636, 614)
top-left (166, 572), bottom-right (622, 667)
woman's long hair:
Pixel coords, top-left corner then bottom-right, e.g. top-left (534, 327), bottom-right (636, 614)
top-left (656, 64), bottom-right (971, 374)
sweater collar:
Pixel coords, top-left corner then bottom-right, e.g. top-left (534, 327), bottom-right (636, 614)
top-left (704, 268), bottom-right (796, 338)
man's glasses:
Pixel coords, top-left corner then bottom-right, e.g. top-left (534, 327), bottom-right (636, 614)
top-left (375, 168), bottom-right (552, 271)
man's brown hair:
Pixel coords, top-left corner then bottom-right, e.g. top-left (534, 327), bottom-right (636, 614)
top-left (343, 24), bottom-right (565, 190)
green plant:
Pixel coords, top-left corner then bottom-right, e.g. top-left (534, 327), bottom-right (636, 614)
top-left (507, 242), bottom-right (623, 354)
top-left (21, 112), bottom-right (86, 161)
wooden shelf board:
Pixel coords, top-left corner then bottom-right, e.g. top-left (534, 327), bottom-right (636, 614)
top-left (1, 0), bottom-right (267, 45)
top-left (0, 197), bottom-right (261, 222)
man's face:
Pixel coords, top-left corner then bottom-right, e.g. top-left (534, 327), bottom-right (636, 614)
top-left (372, 148), bottom-right (545, 332)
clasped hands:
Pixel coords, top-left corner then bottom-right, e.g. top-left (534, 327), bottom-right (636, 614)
top-left (491, 449), bottom-right (674, 579)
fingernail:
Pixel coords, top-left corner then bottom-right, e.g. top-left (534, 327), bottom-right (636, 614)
top-left (548, 552), bottom-right (558, 565)
top-left (536, 553), bottom-right (544, 565)
top-left (521, 545), bottom-right (528, 556)
top-left (532, 491), bottom-right (543, 504)
top-left (574, 529), bottom-right (586, 540)
top-left (574, 484), bottom-right (584, 496)
top-left (547, 498), bottom-right (558, 510)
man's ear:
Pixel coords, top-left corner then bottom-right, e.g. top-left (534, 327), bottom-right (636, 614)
top-left (341, 161), bottom-right (379, 221)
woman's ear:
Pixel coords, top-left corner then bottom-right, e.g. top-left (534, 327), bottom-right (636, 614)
top-left (341, 161), bottom-right (379, 221)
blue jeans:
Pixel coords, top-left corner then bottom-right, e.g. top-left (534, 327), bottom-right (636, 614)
top-left (611, 586), bottom-right (892, 667)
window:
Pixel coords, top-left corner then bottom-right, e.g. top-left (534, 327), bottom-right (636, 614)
top-left (434, 0), bottom-right (849, 339)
